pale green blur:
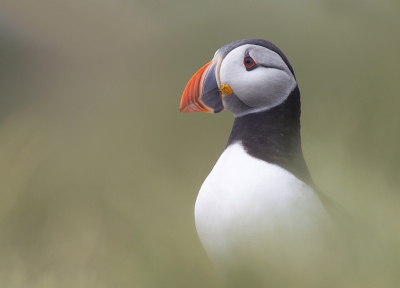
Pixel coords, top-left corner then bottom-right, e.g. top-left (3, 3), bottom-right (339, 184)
top-left (0, 1), bottom-right (399, 287)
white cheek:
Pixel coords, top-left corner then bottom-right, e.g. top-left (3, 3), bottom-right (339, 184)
top-left (221, 66), bottom-right (296, 109)
top-left (219, 44), bottom-right (297, 112)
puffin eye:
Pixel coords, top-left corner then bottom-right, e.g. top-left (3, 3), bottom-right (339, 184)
top-left (243, 55), bottom-right (257, 71)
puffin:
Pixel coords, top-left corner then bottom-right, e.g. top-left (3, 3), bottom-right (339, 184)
top-left (179, 39), bottom-right (348, 283)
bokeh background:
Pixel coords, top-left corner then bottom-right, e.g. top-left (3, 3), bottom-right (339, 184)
top-left (0, 1), bottom-right (399, 287)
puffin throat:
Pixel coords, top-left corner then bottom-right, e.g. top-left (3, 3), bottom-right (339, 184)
top-left (226, 86), bottom-right (313, 186)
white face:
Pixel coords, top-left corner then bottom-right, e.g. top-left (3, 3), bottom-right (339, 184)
top-left (218, 44), bottom-right (297, 117)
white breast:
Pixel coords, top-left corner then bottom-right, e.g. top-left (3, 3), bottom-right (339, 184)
top-left (195, 143), bottom-right (332, 270)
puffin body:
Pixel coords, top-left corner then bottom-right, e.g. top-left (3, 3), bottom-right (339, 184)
top-left (180, 39), bottom-right (338, 275)
top-left (195, 142), bottom-right (330, 268)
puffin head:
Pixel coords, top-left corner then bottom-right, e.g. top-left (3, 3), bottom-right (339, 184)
top-left (180, 39), bottom-right (297, 117)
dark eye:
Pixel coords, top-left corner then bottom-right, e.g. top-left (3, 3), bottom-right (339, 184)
top-left (243, 55), bottom-right (257, 70)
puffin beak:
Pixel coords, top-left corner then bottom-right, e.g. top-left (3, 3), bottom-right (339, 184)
top-left (180, 58), bottom-right (224, 113)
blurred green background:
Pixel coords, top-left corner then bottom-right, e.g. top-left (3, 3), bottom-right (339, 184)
top-left (0, 0), bottom-right (399, 287)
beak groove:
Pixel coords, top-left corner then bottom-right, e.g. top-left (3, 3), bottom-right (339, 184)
top-left (180, 59), bottom-right (223, 113)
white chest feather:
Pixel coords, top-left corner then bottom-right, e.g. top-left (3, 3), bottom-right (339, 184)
top-left (195, 143), bottom-right (331, 267)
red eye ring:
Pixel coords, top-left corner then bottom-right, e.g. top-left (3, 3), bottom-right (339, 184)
top-left (243, 55), bottom-right (257, 70)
